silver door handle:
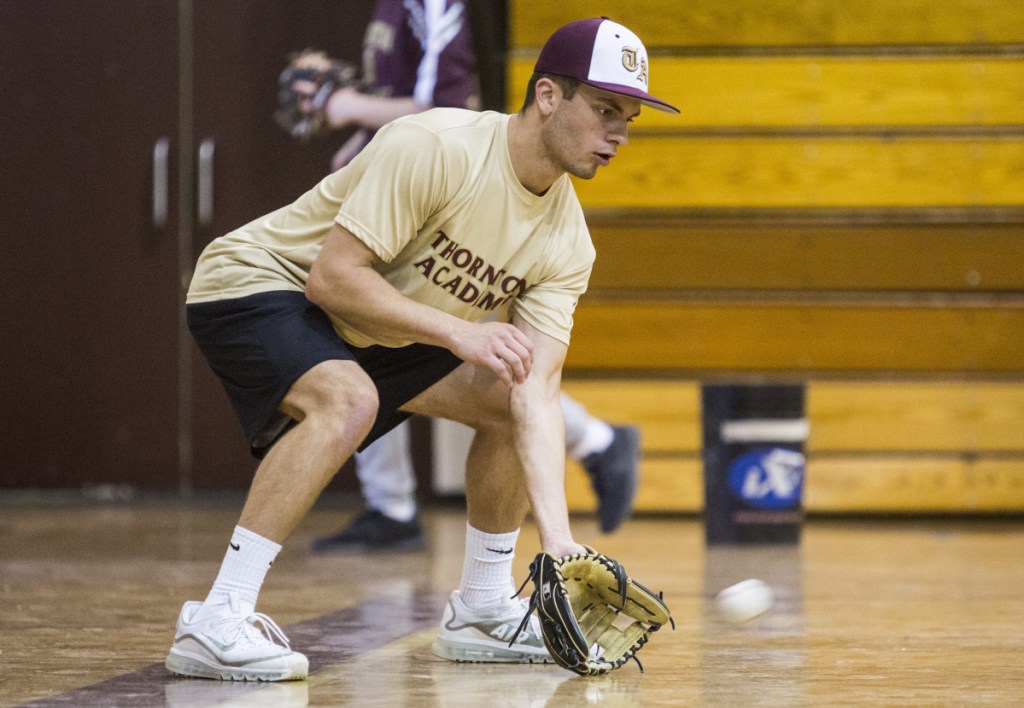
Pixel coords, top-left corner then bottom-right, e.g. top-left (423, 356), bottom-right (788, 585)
top-left (152, 138), bottom-right (170, 230)
top-left (197, 138), bottom-right (215, 228)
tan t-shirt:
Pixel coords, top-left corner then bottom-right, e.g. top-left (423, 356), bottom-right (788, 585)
top-left (187, 109), bottom-right (594, 347)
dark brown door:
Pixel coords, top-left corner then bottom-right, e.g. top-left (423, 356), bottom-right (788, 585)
top-left (0, 0), bottom-right (182, 489)
top-left (0, 0), bottom-right (373, 492)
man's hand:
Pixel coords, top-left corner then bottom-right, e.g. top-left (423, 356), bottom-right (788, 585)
top-left (544, 540), bottom-right (589, 558)
top-left (450, 321), bottom-right (534, 388)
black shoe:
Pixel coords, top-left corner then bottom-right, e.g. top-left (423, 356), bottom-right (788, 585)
top-left (581, 425), bottom-right (640, 533)
top-left (310, 510), bottom-right (427, 554)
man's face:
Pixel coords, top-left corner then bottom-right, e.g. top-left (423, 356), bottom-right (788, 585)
top-left (541, 83), bottom-right (641, 180)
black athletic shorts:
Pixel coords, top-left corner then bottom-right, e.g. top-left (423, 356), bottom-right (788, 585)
top-left (186, 290), bottom-right (463, 458)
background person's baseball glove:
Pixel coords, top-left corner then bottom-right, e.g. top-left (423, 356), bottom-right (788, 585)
top-left (510, 548), bottom-right (673, 675)
top-left (273, 48), bottom-right (360, 140)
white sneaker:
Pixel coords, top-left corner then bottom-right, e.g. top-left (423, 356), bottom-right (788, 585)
top-left (165, 593), bottom-right (309, 681)
top-left (431, 590), bottom-right (552, 664)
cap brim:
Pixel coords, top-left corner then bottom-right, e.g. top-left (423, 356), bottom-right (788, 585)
top-left (584, 78), bottom-right (680, 114)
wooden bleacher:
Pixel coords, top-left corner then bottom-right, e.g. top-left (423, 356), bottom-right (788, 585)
top-left (561, 380), bottom-right (1024, 514)
top-left (508, 0), bottom-right (1024, 514)
top-left (511, 0), bottom-right (1024, 48)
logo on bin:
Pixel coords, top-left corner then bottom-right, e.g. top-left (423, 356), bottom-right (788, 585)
top-left (727, 448), bottom-right (805, 510)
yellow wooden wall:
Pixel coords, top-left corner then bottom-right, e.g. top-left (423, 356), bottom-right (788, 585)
top-left (508, 0), bottom-right (1024, 514)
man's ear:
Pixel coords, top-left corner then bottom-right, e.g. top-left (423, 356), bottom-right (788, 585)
top-left (534, 77), bottom-right (559, 116)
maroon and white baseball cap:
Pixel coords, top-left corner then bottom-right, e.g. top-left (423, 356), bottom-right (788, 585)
top-left (534, 17), bottom-right (679, 114)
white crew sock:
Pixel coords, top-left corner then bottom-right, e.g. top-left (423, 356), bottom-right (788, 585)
top-left (459, 523), bottom-right (520, 608)
top-left (562, 393), bottom-right (615, 460)
top-left (203, 526), bottom-right (281, 612)
top-left (374, 498), bottom-right (417, 523)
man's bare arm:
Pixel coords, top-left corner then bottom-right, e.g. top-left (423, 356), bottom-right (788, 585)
top-left (507, 315), bottom-right (587, 558)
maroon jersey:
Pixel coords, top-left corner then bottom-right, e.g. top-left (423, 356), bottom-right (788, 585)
top-left (362, 0), bottom-right (480, 110)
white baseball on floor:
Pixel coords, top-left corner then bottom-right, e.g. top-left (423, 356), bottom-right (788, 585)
top-left (714, 579), bottom-right (775, 623)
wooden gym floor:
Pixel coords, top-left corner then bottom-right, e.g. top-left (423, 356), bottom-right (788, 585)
top-left (1, 500), bottom-right (1022, 706)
